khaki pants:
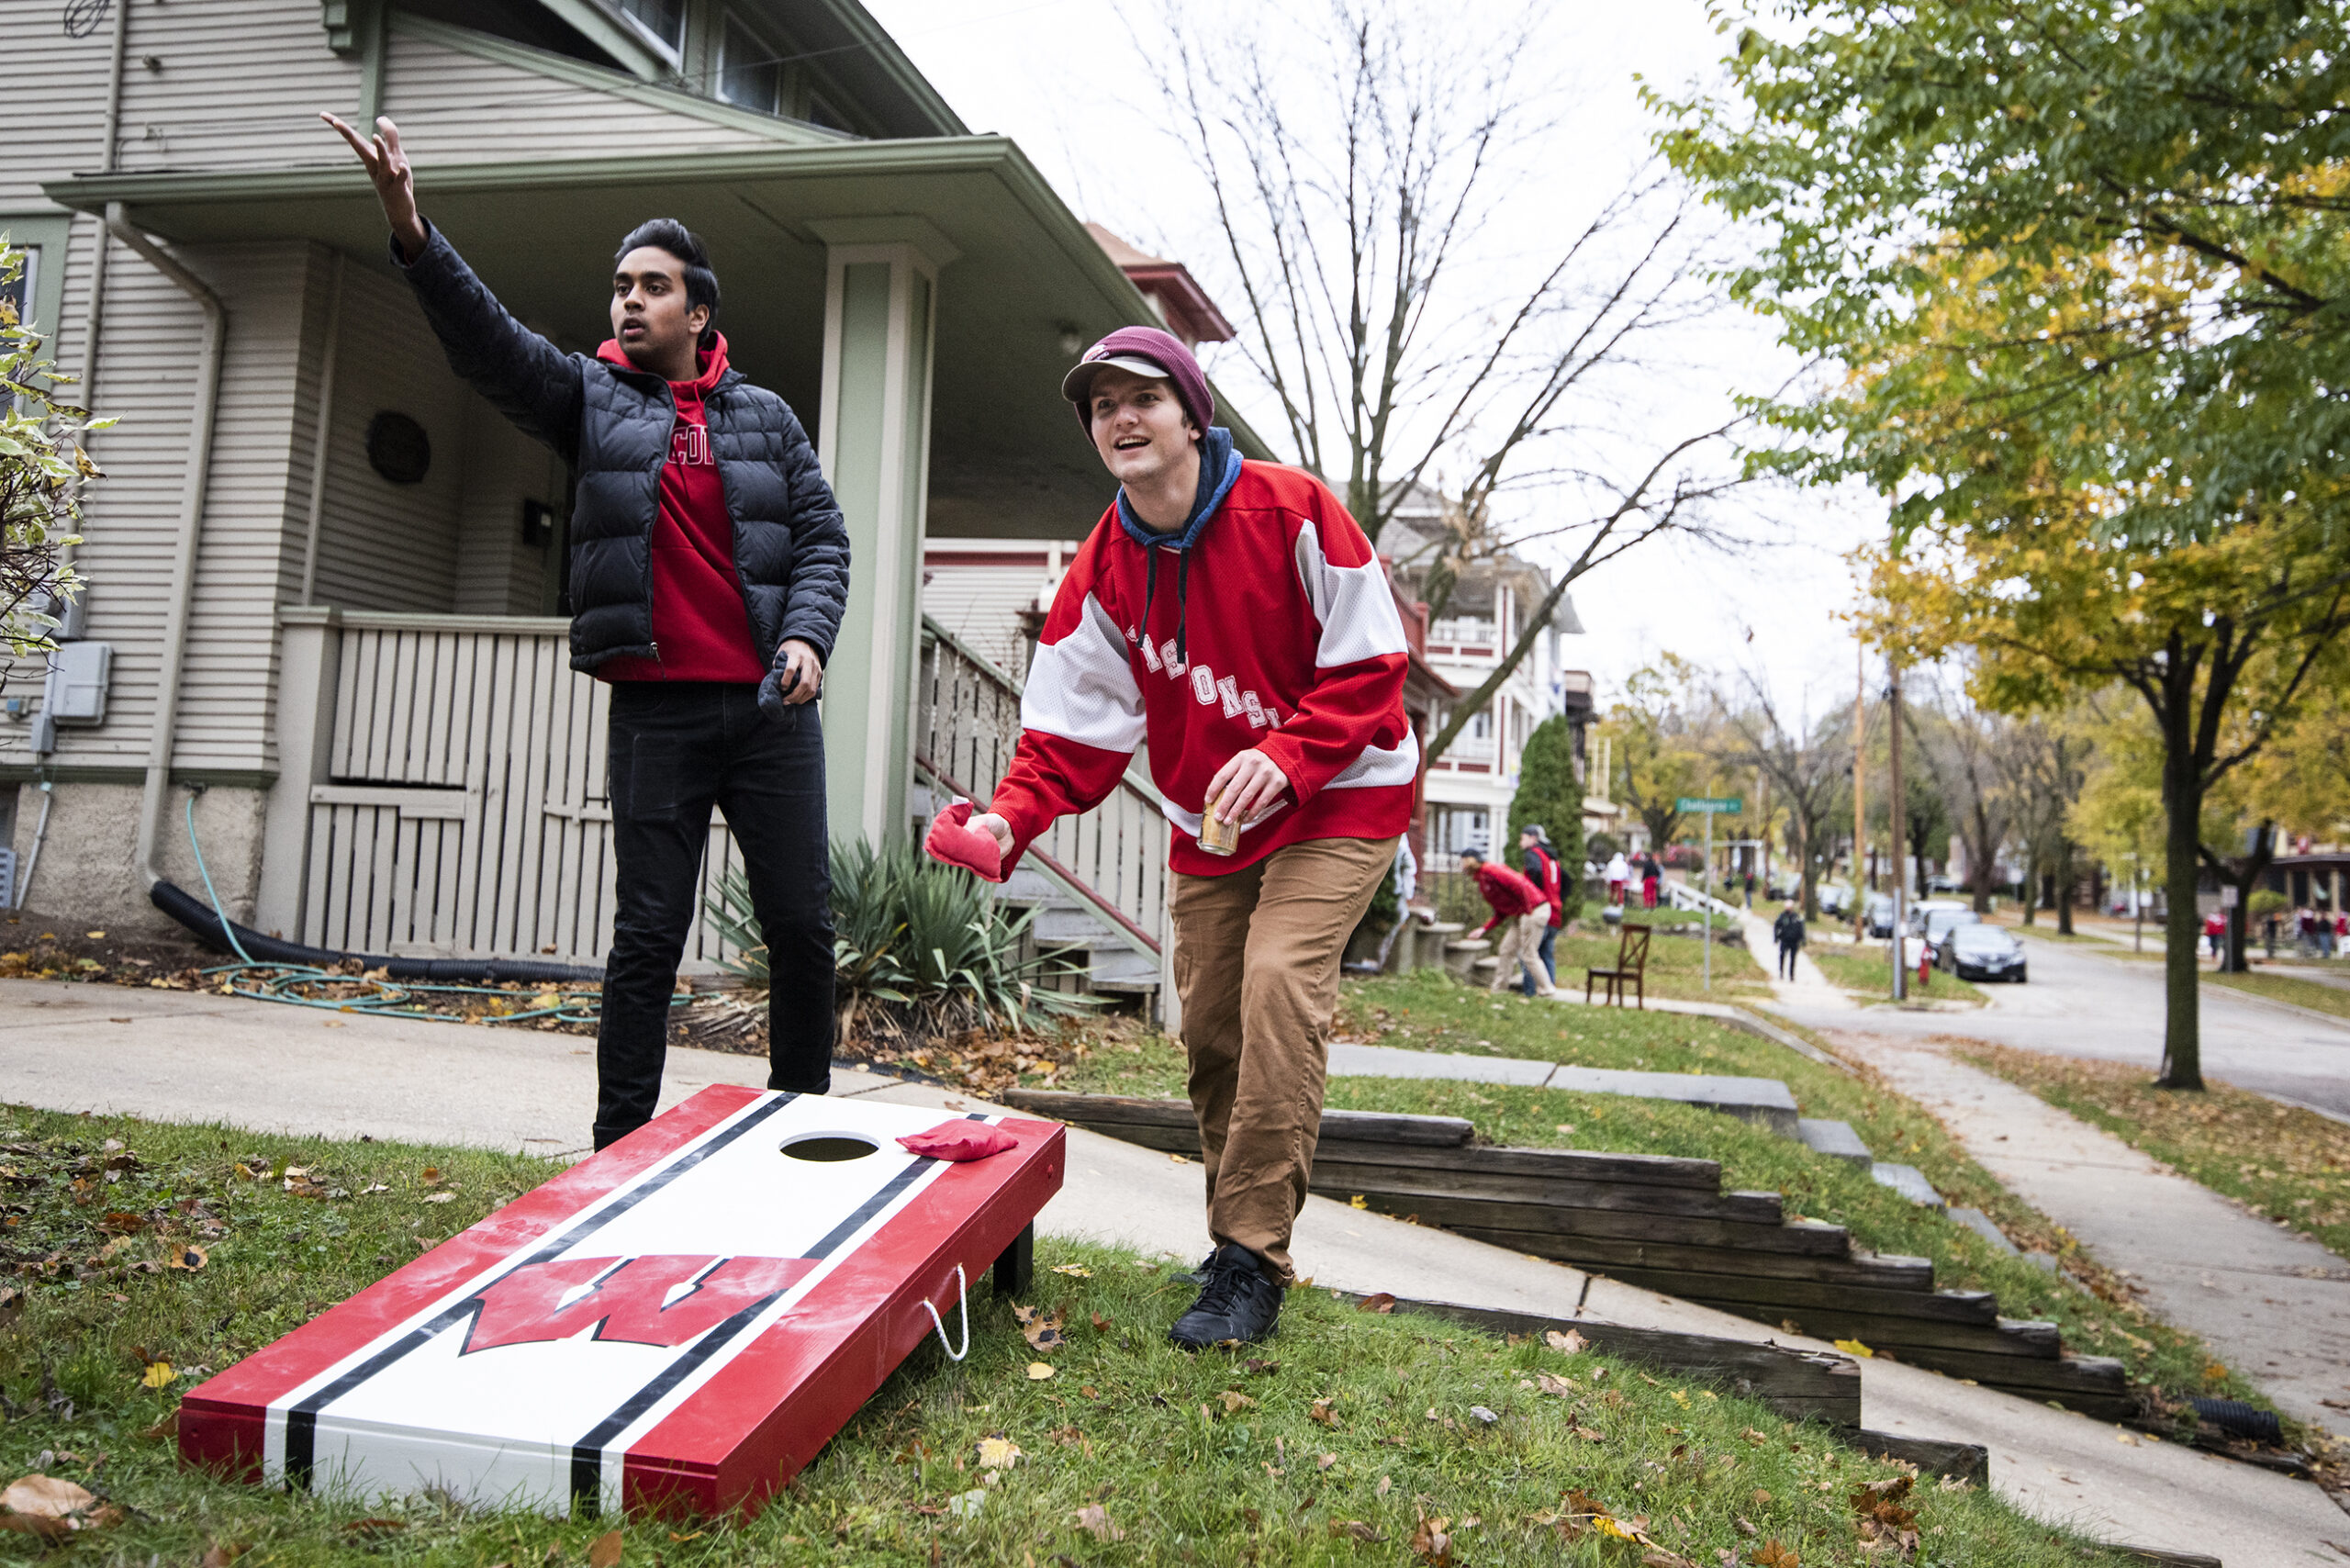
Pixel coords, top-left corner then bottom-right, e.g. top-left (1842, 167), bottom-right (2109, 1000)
top-left (1170, 834), bottom-right (1396, 1281)
top-left (1491, 911), bottom-right (1555, 995)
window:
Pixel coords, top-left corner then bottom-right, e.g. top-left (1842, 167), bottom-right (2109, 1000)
top-left (1433, 808), bottom-right (1488, 857)
top-left (616, 0), bottom-right (685, 56)
top-left (718, 16), bottom-right (780, 113)
top-left (0, 244), bottom-right (33, 332)
top-left (1469, 708), bottom-right (1493, 741)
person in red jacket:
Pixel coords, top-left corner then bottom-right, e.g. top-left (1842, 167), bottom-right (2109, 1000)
top-left (943, 327), bottom-right (1410, 1350)
top-left (1460, 848), bottom-right (1558, 998)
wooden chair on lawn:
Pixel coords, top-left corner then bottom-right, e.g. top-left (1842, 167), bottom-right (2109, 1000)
top-left (1585, 923), bottom-right (1652, 1009)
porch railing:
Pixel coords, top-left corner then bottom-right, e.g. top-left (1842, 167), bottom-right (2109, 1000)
top-left (913, 616), bottom-right (1170, 961)
top-left (274, 609), bottom-right (741, 966)
top-left (264, 608), bottom-right (1172, 978)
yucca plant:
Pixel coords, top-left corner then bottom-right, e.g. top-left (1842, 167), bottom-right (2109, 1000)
top-left (704, 837), bottom-right (1097, 1036)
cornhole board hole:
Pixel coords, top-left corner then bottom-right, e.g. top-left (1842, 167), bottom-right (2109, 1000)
top-left (177, 1087), bottom-right (1063, 1519)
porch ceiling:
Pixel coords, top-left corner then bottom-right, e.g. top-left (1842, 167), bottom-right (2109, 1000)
top-left (46, 138), bottom-right (1274, 536)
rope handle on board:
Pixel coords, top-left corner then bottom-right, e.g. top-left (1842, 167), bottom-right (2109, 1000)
top-left (920, 1262), bottom-right (969, 1362)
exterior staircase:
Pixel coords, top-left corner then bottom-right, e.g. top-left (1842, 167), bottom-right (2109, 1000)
top-left (999, 864), bottom-right (1160, 1008)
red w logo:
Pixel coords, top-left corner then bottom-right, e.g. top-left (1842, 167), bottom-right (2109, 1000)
top-left (462, 1255), bottom-right (814, 1355)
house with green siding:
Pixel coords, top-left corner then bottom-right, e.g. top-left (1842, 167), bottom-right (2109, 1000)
top-left (0, 0), bottom-right (1262, 990)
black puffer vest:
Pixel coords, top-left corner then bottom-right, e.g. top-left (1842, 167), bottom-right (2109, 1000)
top-left (398, 225), bottom-right (851, 673)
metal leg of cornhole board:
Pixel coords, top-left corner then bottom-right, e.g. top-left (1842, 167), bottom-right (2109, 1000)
top-left (173, 1088), bottom-right (1065, 1521)
top-left (992, 1221), bottom-right (1035, 1297)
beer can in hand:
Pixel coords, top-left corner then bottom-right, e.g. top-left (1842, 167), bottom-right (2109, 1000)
top-left (1196, 806), bottom-right (1241, 857)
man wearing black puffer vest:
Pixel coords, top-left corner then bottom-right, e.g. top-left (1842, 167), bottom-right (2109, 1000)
top-left (325, 114), bottom-right (851, 1149)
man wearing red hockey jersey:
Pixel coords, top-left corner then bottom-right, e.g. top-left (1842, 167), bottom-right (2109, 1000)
top-left (948, 326), bottom-right (1412, 1348)
top-left (1460, 848), bottom-right (1558, 998)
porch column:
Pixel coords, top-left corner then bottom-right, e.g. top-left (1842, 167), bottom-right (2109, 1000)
top-left (254, 605), bottom-right (341, 938)
top-left (811, 219), bottom-right (955, 847)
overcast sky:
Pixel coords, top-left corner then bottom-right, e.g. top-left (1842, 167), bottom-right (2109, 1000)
top-left (861, 0), bottom-right (1883, 726)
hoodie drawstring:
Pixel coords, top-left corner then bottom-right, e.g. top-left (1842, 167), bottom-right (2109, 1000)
top-left (1142, 549), bottom-right (1160, 654)
top-left (1174, 550), bottom-right (1192, 667)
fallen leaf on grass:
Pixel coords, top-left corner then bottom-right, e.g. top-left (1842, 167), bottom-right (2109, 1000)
top-left (420, 1192), bottom-right (458, 1205)
top-left (99, 1211), bottom-right (145, 1235)
top-left (1316, 1452), bottom-right (1337, 1471)
top-left (1748, 1540), bottom-right (1799, 1567)
top-left (587, 1527), bottom-right (623, 1567)
top-left (1219, 1390), bottom-right (1258, 1415)
top-left (199, 1541), bottom-right (250, 1566)
top-left (1328, 1520), bottom-right (1383, 1542)
top-left (1025, 1362), bottom-right (1056, 1381)
top-left (140, 1411), bottom-right (176, 1441)
top-left (1049, 1264), bottom-right (1092, 1278)
top-left (420, 1167), bottom-right (442, 1184)
top-left (1243, 1358), bottom-right (1280, 1374)
top-left (1847, 1474), bottom-right (1919, 1556)
top-left (167, 1244), bottom-right (207, 1271)
top-left (0, 1475), bottom-right (122, 1538)
top-left (1544, 1328), bottom-right (1589, 1354)
top-left (1073, 1504), bottom-right (1124, 1541)
top-left (343, 1518), bottom-right (407, 1539)
top-left (1533, 1372), bottom-right (1578, 1397)
top-left (1358, 1292), bottom-right (1396, 1314)
top-left (1090, 1312), bottom-right (1113, 1333)
top-left (977, 1438), bottom-right (1022, 1472)
top-left (1307, 1398), bottom-right (1339, 1426)
top-left (1409, 1506), bottom-right (1455, 1566)
top-left (1012, 1304), bottom-right (1066, 1353)
top-left (140, 1361), bottom-right (174, 1390)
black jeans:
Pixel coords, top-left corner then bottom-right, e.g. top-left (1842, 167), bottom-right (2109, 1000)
top-left (596, 682), bottom-right (834, 1148)
top-left (1777, 941), bottom-right (1799, 980)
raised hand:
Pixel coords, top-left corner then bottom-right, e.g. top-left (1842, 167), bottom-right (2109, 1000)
top-left (319, 112), bottom-right (428, 263)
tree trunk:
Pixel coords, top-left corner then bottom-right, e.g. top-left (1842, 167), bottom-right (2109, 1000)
top-left (1799, 813), bottom-right (1818, 921)
top-left (2158, 707), bottom-right (2205, 1091)
top-left (2055, 840), bottom-right (2076, 935)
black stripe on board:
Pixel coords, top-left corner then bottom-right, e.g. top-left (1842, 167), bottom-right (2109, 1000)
top-left (281, 1094), bottom-right (798, 1487)
top-left (565, 1148), bottom-right (947, 1507)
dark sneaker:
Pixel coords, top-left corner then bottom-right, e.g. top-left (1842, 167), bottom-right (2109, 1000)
top-left (1170, 1250), bottom-right (1217, 1286)
top-left (1169, 1243), bottom-right (1283, 1350)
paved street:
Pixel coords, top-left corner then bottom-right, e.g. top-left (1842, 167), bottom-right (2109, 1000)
top-left (1775, 927), bottom-right (2350, 1121)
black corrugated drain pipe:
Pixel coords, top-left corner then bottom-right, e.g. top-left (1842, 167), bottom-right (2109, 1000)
top-left (150, 879), bottom-right (604, 986)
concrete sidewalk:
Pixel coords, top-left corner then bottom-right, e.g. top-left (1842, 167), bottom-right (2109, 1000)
top-left (4, 976), bottom-right (2346, 1563)
top-left (1738, 909), bottom-right (1852, 1011)
top-left (1819, 1023), bottom-right (2350, 1447)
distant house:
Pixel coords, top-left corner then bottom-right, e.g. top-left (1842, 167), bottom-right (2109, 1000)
top-left (0, 0), bottom-right (1270, 977)
top-left (1378, 487), bottom-right (1591, 864)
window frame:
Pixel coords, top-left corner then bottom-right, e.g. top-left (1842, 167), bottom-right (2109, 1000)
top-left (0, 212), bottom-right (73, 354)
top-left (715, 12), bottom-right (782, 115)
top-left (611, 0), bottom-right (687, 63)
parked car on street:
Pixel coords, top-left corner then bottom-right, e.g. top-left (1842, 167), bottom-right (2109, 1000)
top-left (1906, 899), bottom-right (1972, 938)
top-left (1941, 923), bottom-right (2028, 982)
top-left (1818, 883), bottom-right (1852, 916)
top-left (1863, 894), bottom-right (1897, 938)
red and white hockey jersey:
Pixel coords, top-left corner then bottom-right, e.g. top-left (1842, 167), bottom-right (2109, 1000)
top-left (991, 461), bottom-right (1415, 877)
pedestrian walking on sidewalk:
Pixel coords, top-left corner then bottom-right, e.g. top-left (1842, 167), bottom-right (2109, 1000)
top-left (1463, 849), bottom-right (1558, 1000)
top-left (1639, 850), bottom-right (1662, 909)
top-left (325, 114), bottom-right (848, 1152)
top-left (1773, 900), bottom-right (1806, 981)
top-left (1519, 823), bottom-right (1566, 994)
top-left (940, 326), bottom-right (1415, 1350)
top-left (1605, 850), bottom-right (1629, 906)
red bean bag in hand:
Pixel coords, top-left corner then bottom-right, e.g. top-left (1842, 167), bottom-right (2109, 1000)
top-left (923, 801), bottom-right (1005, 883)
top-left (897, 1120), bottom-right (1019, 1161)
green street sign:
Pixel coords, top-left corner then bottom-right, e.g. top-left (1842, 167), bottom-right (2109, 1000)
top-left (1675, 796), bottom-right (1743, 813)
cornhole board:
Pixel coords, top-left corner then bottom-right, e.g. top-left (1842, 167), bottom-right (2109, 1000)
top-left (176, 1086), bottom-right (1063, 1519)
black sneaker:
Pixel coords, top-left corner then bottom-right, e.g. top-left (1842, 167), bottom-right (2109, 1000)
top-left (1169, 1243), bottom-right (1283, 1350)
top-left (1170, 1250), bottom-right (1217, 1286)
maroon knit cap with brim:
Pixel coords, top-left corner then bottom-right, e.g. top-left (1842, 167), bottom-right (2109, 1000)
top-left (1061, 325), bottom-right (1214, 435)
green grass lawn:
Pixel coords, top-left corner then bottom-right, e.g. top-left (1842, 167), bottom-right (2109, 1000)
top-left (2203, 968), bottom-right (2350, 1022)
top-left (1058, 972), bottom-right (2259, 1408)
top-left (0, 1103), bottom-right (2137, 1567)
top-left (1550, 924), bottom-right (1773, 1003)
top-left (1807, 946), bottom-right (1988, 1007)
top-left (1955, 1042), bottom-right (2350, 1262)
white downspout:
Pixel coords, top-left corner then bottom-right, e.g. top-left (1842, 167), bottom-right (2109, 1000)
top-left (105, 202), bottom-right (227, 890)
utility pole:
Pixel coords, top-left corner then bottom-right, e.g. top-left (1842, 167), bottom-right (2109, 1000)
top-left (1852, 637), bottom-right (1868, 940)
top-left (1887, 658), bottom-right (1908, 1002)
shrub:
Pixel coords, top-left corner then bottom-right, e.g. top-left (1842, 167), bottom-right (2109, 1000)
top-left (706, 838), bottom-right (1097, 1037)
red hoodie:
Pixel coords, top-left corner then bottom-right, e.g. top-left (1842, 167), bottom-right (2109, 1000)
top-left (1472, 861), bottom-right (1546, 933)
top-left (595, 333), bottom-right (767, 685)
top-left (990, 461), bottom-right (1414, 878)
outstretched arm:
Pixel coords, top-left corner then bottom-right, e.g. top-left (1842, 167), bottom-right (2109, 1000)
top-left (319, 112), bottom-right (582, 457)
top-left (321, 112), bottom-right (428, 262)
